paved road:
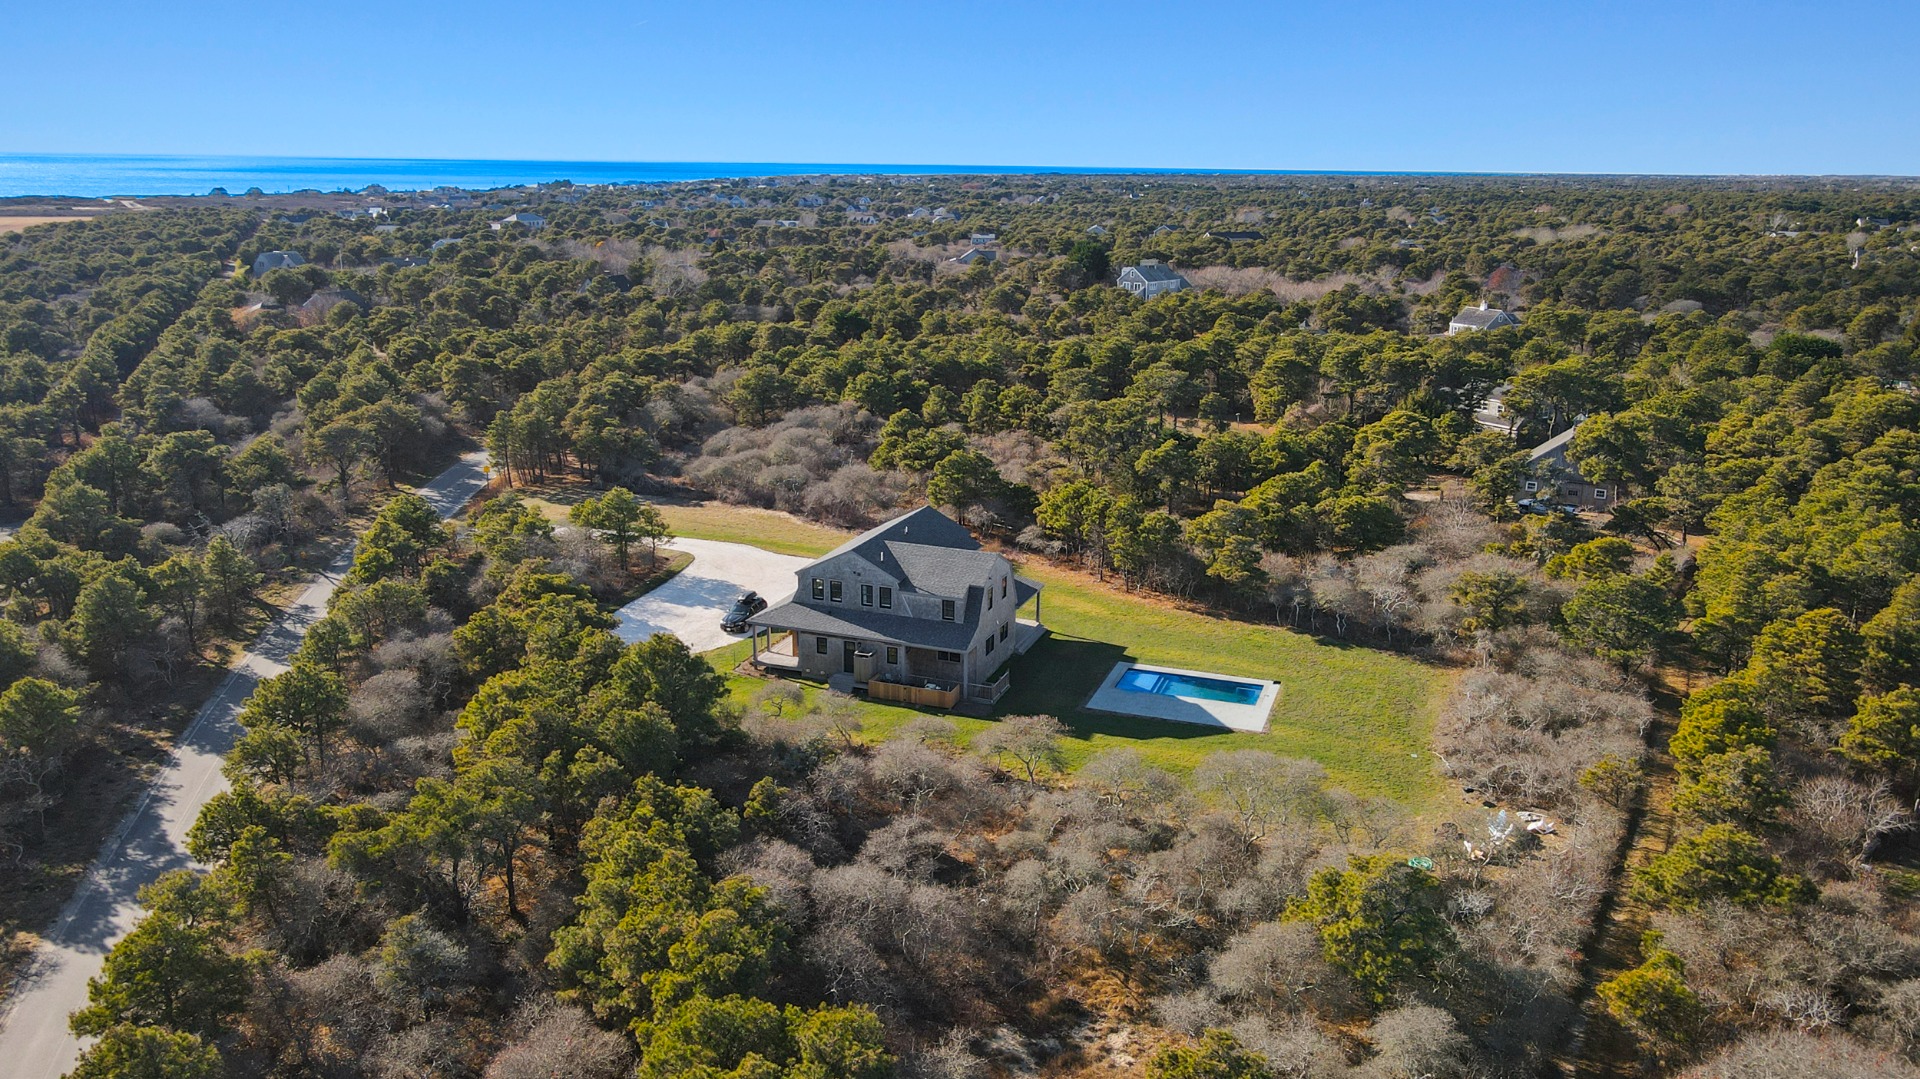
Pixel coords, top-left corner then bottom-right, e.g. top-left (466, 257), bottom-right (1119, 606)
top-left (612, 537), bottom-right (807, 654)
top-left (0, 451), bottom-right (490, 1079)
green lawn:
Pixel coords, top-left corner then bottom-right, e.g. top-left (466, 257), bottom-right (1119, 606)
top-left (671, 502), bottom-right (1450, 808)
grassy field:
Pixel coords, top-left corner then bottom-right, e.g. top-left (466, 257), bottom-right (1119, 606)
top-left (668, 501), bottom-right (1450, 808)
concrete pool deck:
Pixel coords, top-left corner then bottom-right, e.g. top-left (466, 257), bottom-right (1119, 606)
top-left (1084, 661), bottom-right (1280, 732)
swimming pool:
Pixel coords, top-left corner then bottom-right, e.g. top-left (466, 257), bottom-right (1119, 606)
top-left (1116, 667), bottom-right (1264, 705)
top-left (1087, 662), bottom-right (1281, 732)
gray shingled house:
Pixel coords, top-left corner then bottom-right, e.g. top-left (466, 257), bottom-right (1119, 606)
top-left (746, 506), bottom-right (1045, 708)
top-left (1521, 423), bottom-right (1621, 511)
top-left (250, 250), bottom-right (305, 277)
top-left (1118, 259), bottom-right (1189, 299)
top-left (1448, 302), bottom-right (1520, 334)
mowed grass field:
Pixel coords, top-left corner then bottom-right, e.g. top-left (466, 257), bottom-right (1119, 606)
top-left (664, 501), bottom-right (1451, 809)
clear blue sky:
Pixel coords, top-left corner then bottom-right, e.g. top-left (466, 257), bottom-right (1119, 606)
top-left (4, 0), bottom-right (1914, 174)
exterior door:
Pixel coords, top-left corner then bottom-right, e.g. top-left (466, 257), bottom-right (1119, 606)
top-left (842, 640), bottom-right (857, 674)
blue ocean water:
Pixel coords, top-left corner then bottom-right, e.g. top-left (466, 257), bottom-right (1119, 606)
top-left (0, 154), bottom-right (1366, 198)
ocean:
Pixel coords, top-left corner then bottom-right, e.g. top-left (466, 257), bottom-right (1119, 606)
top-left (0, 154), bottom-right (1346, 199)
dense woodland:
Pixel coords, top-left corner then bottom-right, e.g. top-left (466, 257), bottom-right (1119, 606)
top-left (4, 173), bottom-right (1920, 1077)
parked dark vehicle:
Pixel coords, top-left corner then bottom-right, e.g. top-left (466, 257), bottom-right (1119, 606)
top-left (721, 591), bottom-right (768, 633)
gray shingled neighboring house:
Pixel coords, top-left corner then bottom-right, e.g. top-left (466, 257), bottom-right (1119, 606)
top-left (1118, 259), bottom-right (1189, 299)
top-left (250, 250), bottom-right (305, 277)
top-left (1521, 423), bottom-right (1621, 511)
top-left (491, 212), bottom-right (546, 231)
top-left (1448, 302), bottom-right (1520, 334)
top-left (746, 506), bottom-right (1045, 707)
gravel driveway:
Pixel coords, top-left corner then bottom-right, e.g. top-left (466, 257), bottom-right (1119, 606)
top-left (613, 537), bottom-right (809, 653)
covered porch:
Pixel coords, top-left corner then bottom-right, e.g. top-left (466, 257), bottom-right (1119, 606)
top-left (746, 627), bottom-right (802, 671)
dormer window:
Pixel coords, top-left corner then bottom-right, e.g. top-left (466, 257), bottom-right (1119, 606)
top-left (1002, 577), bottom-right (1008, 598)
top-left (879, 586), bottom-right (893, 609)
top-left (941, 599), bottom-right (956, 621)
top-left (829, 580), bottom-right (844, 603)
top-left (860, 584), bottom-right (873, 606)
top-left (811, 577), bottom-right (824, 601)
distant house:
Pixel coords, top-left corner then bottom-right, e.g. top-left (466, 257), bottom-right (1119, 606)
top-left (847, 212), bottom-right (878, 225)
top-left (1448, 302), bottom-right (1520, 335)
top-left (1086, 224), bottom-right (1109, 236)
top-left (1118, 259), bottom-right (1189, 299)
top-left (1207, 229), bottom-right (1264, 242)
top-left (746, 505), bottom-right (1044, 708)
top-left (491, 212), bottom-right (546, 231)
top-left (1521, 424), bottom-right (1621, 511)
top-left (969, 231), bottom-right (998, 245)
top-left (907, 206), bottom-right (933, 220)
top-left (430, 238), bottom-right (461, 250)
top-left (795, 195), bottom-right (826, 208)
top-left (250, 250), bottom-right (305, 277)
top-left (1150, 224), bottom-right (1175, 236)
top-left (949, 248), bottom-right (997, 264)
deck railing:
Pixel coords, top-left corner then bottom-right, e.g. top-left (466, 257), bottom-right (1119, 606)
top-left (968, 671), bottom-right (1012, 705)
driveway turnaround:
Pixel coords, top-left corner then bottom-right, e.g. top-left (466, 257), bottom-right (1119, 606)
top-left (613, 537), bottom-right (809, 654)
top-left (0, 452), bottom-right (491, 1079)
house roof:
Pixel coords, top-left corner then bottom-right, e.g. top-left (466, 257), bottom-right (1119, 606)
top-left (1123, 261), bottom-right (1186, 284)
top-left (749, 598), bottom-right (979, 651)
top-left (1450, 306), bottom-right (1516, 329)
top-left (817, 505), bottom-right (985, 595)
top-left (251, 250), bottom-right (304, 275)
top-left (1526, 425), bottom-right (1580, 462)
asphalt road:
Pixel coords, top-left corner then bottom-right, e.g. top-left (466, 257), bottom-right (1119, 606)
top-left (612, 537), bottom-right (807, 654)
top-left (0, 451), bottom-right (490, 1079)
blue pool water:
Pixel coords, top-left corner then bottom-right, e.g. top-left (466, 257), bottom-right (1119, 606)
top-left (1116, 668), bottom-right (1263, 705)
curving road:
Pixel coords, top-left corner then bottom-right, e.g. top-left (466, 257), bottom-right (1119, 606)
top-left (0, 451), bottom-right (490, 1079)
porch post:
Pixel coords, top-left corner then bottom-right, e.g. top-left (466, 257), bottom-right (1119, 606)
top-left (961, 648), bottom-right (971, 697)
top-left (751, 627), bottom-right (760, 662)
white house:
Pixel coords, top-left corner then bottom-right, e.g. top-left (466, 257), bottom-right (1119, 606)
top-left (1118, 259), bottom-right (1189, 299)
top-left (491, 212), bottom-right (546, 231)
top-left (1447, 302), bottom-right (1520, 335)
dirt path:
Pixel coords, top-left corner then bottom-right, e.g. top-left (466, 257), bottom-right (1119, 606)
top-left (1560, 705), bottom-right (1684, 1077)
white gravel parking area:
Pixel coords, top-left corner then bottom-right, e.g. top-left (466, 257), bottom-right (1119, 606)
top-left (612, 537), bottom-right (809, 653)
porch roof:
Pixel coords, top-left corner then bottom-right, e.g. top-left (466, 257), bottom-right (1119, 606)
top-left (749, 598), bottom-right (978, 651)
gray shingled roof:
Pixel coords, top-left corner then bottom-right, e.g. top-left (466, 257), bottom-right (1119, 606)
top-left (1451, 306), bottom-right (1515, 329)
top-left (1125, 262), bottom-right (1186, 284)
top-left (251, 250), bottom-right (304, 276)
top-left (1527, 425), bottom-right (1580, 462)
top-left (749, 599), bottom-right (978, 651)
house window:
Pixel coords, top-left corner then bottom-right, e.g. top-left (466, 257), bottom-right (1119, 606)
top-left (941, 599), bottom-right (956, 621)
top-left (938, 650), bottom-right (962, 663)
top-left (811, 577), bottom-right (824, 601)
top-left (885, 646), bottom-right (898, 664)
top-left (1594, 488), bottom-right (1608, 500)
top-left (985, 636), bottom-right (996, 655)
top-left (1001, 577), bottom-right (1008, 598)
top-left (815, 636), bottom-right (828, 654)
top-left (988, 588), bottom-right (993, 610)
top-left (999, 623), bottom-right (1009, 641)
top-left (879, 587), bottom-right (892, 609)
top-left (1523, 480), bottom-right (1538, 492)
top-left (860, 584), bottom-right (873, 607)
top-left (829, 580), bottom-right (843, 603)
